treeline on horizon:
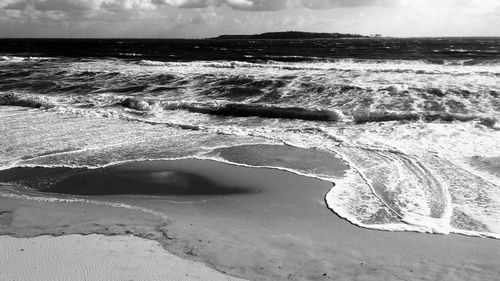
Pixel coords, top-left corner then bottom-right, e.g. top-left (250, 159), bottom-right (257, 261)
top-left (214, 31), bottom-right (367, 39)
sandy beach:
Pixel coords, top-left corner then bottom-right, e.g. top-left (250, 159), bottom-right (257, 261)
top-left (1, 158), bottom-right (499, 281)
top-left (0, 234), bottom-right (246, 281)
top-left (1, 10), bottom-right (500, 279)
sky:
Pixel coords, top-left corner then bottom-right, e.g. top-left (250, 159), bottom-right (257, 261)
top-left (0, 0), bottom-right (499, 38)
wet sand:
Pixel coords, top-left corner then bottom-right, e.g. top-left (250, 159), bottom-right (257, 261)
top-left (0, 159), bottom-right (499, 281)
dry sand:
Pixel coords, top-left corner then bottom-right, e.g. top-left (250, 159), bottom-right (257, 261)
top-left (0, 234), bottom-right (246, 281)
top-left (1, 158), bottom-right (499, 281)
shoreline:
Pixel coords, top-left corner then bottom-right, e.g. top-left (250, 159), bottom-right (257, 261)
top-left (1, 158), bottom-right (499, 281)
top-left (2, 156), bottom-right (500, 240)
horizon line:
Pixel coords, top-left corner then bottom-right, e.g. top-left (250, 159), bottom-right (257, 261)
top-left (1, 35), bottom-right (500, 40)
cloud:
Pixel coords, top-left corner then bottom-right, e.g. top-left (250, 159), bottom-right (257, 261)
top-left (1, 0), bottom-right (499, 38)
top-left (4, 0), bottom-right (98, 11)
top-left (2, 0), bottom-right (394, 14)
top-left (225, 0), bottom-right (287, 11)
top-left (37, 0), bottom-right (96, 12)
top-left (160, 0), bottom-right (213, 9)
top-left (301, 0), bottom-right (397, 9)
top-left (160, 0), bottom-right (394, 11)
top-left (101, 0), bottom-right (156, 11)
top-left (188, 6), bottom-right (218, 24)
top-left (3, 0), bottom-right (30, 10)
top-left (1, 0), bottom-right (161, 24)
top-left (224, 0), bottom-right (253, 9)
top-left (160, 0), bottom-right (288, 11)
top-left (3, 0), bottom-right (156, 13)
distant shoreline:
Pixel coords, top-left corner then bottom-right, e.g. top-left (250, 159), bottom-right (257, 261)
top-left (212, 31), bottom-right (370, 40)
top-left (3, 36), bottom-right (500, 40)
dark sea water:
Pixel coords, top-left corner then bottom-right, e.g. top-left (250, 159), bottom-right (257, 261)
top-left (1, 37), bottom-right (499, 62)
top-left (0, 37), bottom-right (499, 238)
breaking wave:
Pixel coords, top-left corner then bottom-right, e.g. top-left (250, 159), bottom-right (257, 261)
top-left (1, 91), bottom-right (496, 128)
top-left (161, 101), bottom-right (345, 122)
top-left (353, 111), bottom-right (497, 128)
top-left (0, 55), bottom-right (55, 63)
top-left (0, 92), bottom-right (56, 109)
top-left (137, 59), bottom-right (500, 76)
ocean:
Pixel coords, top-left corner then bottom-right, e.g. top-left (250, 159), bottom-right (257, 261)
top-left (0, 37), bottom-right (499, 239)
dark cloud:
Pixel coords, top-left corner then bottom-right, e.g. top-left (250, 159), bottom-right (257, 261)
top-left (4, 0), bottom-right (95, 12)
top-left (4, 0), bottom-right (31, 10)
top-left (35, 0), bottom-right (94, 12)
top-left (3, 0), bottom-right (156, 14)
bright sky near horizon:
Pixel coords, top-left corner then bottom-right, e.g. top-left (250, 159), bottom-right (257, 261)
top-left (0, 0), bottom-right (498, 38)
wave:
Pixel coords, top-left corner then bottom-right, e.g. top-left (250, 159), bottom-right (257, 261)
top-left (0, 56), bottom-right (26, 62)
top-left (118, 98), bottom-right (344, 122)
top-left (0, 55), bottom-right (55, 63)
top-left (139, 59), bottom-right (169, 66)
top-left (136, 59), bottom-right (500, 76)
top-left (2, 92), bottom-right (496, 129)
top-left (122, 98), bottom-right (497, 127)
top-left (353, 111), bottom-right (497, 128)
top-left (0, 70), bottom-right (34, 78)
top-left (425, 58), bottom-right (500, 66)
top-left (139, 60), bottom-right (258, 69)
top-left (0, 92), bottom-right (56, 109)
top-left (161, 101), bottom-right (345, 122)
top-left (118, 53), bottom-right (143, 57)
top-left (120, 97), bottom-right (155, 111)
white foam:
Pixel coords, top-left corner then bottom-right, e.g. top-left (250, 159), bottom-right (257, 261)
top-left (321, 122), bottom-right (500, 238)
top-left (0, 55), bottom-right (55, 63)
top-left (136, 59), bottom-right (500, 75)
